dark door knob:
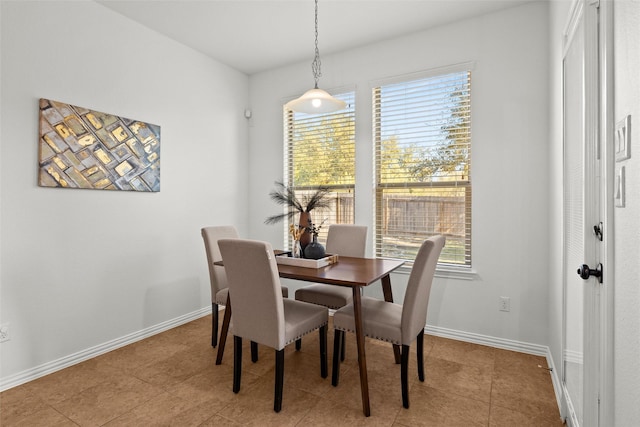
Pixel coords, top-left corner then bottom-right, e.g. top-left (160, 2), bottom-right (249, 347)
top-left (577, 263), bottom-right (603, 283)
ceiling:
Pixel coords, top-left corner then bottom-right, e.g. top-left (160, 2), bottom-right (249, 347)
top-left (97, 0), bottom-right (533, 75)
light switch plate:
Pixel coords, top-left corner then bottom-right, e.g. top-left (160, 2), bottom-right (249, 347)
top-left (615, 115), bottom-right (631, 162)
top-left (615, 166), bottom-right (625, 208)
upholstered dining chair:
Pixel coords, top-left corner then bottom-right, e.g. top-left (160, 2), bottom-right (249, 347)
top-left (201, 225), bottom-right (239, 348)
top-left (218, 238), bottom-right (329, 412)
top-left (294, 224), bottom-right (367, 358)
top-left (331, 235), bottom-right (445, 409)
top-left (201, 226), bottom-right (289, 355)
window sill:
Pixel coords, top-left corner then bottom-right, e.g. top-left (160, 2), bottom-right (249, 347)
top-left (392, 263), bottom-right (479, 281)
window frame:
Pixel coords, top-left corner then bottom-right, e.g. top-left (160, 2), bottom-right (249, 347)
top-left (371, 63), bottom-right (474, 269)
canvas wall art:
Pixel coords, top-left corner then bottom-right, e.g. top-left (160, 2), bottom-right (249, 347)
top-left (38, 98), bottom-right (161, 192)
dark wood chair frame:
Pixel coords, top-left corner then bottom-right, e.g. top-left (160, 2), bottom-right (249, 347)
top-left (233, 325), bottom-right (328, 412)
top-left (332, 329), bottom-right (425, 409)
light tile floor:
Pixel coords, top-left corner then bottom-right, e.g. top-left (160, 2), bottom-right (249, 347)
top-left (0, 314), bottom-right (564, 426)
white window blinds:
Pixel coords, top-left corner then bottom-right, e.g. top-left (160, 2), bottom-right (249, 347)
top-left (373, 70), bottom-right (471, 266)
top-left (283, 92), bottom-right (356, 245)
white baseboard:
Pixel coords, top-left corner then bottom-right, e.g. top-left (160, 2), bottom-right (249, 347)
top-left (562, 383), bottom-right (580, 427)
top-left (425, 324), bottom-right (564, 421)
top-left (545, 344), bottom-right (565, 423)
top-left (563, 349), bottom-right (584, 365)
top-left (425, 325), bottom-right (549, 355)
top-left (0, 306), bottom-right (212, 392)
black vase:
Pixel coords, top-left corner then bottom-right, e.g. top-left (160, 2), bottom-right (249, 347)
top-left (303, 235), bottom-right (326, 260)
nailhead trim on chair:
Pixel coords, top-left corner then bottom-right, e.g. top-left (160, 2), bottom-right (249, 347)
top-left (334, 325), bottom-right (401, 346)
top-left (285, 321), bottom-right (328, 346)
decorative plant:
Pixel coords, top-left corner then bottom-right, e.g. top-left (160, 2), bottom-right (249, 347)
top-left (306, 218), bottom-right (326, 238)
top-left (288, 223), bottom-right (305, 241)
top-left (288, 223), bottom-right (305, 258)
top-left (264, 181), bottom-right (331, 225)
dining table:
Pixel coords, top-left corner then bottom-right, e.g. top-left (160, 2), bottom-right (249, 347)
top-left (215, 253), bottom-right (405, 417)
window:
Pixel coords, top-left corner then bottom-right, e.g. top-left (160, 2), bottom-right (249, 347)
top-left (373, 69), bottom-right (471, 267)
top-left (283, 92), bottom-right (355, 246)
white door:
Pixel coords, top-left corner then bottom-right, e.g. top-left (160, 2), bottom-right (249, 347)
top-left (562, 1), bottom-right (604, 426)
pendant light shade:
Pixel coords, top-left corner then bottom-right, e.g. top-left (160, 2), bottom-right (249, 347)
top-left (286, 0), bottom-right (346, 114)
top-left (285, 87), bottom-right (346, 114)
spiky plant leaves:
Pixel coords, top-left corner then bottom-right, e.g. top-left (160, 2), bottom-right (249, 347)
top-left (264, 181), bottom-right (331, 224)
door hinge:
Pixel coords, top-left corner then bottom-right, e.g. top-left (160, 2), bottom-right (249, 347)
top-left (594, 222), bottom-right (603, 241)
top-left (589, 0), bottom-right (600, 8)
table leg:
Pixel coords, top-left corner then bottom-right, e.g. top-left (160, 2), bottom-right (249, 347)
top-left (352, 287), bottom-right (371, 417)
top-left (216, 294), bottom-right (232, 365)
top-left (381, 274), bottom-right (401, 364)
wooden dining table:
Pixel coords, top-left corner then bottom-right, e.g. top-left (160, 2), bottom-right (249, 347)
top-left (215, 254), bottom-right (405, 417)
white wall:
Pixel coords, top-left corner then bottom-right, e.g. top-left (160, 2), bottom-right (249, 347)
top-left (0, 0), bottom-right (249, 386)
top-left (248, 2), bottom-right (551, 347)
top-left (613, 1), bottom-right (640, 423)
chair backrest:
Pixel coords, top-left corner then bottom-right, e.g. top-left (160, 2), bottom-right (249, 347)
top-left (218, 238), bottom-right (286, 349)
top-left (400, 235), bottom-right (445, 344)
top-left (201, 226), bottom-right (239, 296)
top-left (325, 224), bottom-right (368, 257)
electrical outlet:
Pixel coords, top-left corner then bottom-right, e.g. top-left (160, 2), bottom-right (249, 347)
top-left (0, 323), bottom-right (10, 343)
top-left (499, 297), bottom-right (510, 312)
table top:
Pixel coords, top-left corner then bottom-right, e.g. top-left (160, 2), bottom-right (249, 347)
top-left (276, 256), bottom-right (405, 287)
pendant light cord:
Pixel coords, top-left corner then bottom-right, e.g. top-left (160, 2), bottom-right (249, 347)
top-left (311, 0), bottom-right (321, 89)
top-left (284, 0), bottom-right (346, 113)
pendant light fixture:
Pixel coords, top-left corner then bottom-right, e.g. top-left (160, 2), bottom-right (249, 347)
top-left (285, 0), bottom-right (346, 114)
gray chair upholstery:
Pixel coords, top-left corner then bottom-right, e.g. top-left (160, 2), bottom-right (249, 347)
top-left (294, 225), bottom-right (367, 357)
top-left (295, 224), bottom-right (367, 309)
top-left (218, 238), bottom-right (329, 412)
top-left (202, 226), bottom-right (240, 348)
top-left (331, 235), bottom-right (445, 409)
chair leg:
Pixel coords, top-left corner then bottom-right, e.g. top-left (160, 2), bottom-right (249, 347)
top-left (417, 330), bottom-right (425, 382)
top-left (340, 331), bottom-right (346, 361)
top-left (319, 325), bottom-right (327, 378)
top-left (401, 344), bottom-right (410, 408)
top-left (212, 303), bottom-right (218, 347)
top-left (233, 336), bottom-right (242, 393)
top-left (331, 329), bottom-right (343, 386)
top-left (251, 341), bottom-right (259, 363)
top-left (216, 301), bottom-right (232, 365)
top-left (274, 349), bottom-right (285, 412)
top-left (295, 338), bottom-right (302, 351)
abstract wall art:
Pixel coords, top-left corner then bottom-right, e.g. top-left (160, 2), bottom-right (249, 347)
top-left (38, 98), bottom-right (161, 192)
